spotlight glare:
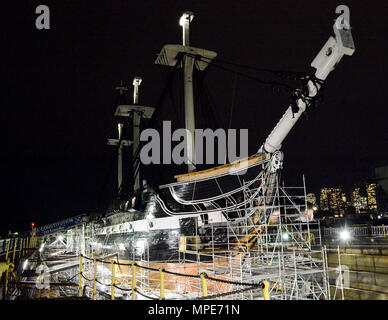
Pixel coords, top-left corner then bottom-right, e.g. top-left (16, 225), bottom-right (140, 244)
top-left (339, 229), bottom-right (350, 241)
top-left (282, 233), bottom-right (289, 241)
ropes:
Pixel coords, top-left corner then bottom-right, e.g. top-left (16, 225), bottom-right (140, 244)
top-left (185, 52), bottom-right (325, 117)
top-left (185, 52), bottom-right (296, 93)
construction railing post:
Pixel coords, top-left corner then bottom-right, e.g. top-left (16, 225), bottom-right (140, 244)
top-left (4, 263), bottom-right (13, 298)
top-left (262, 280), bottom-right (270, 300)
top-left (159, 268), bottom-right (165, 300)
top-left (12, 238), bottom-right (17, 264)
top-left (383, 224), bottom-right (386, 238)
top-left (93, 258), bottom-right (97, 300)
top-left (131, 263), bottom-right (136, 300)
top-left (78, 255), bottom-right (83, 297)
top-left (5, 239), bottom-right (10, 262)
top-left (200, 273), bottom-right (208, 298)
top-left (19, 238), bottom-right (23, 259)
top-left (111, 261), bottom-right (115, 300)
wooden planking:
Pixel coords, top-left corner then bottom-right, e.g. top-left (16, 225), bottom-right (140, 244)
top-left (175, 153), bottom-right (270, 183)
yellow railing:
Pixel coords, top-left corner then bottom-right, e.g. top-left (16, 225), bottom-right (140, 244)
top-left (78, 254), bottom-right (270, 300)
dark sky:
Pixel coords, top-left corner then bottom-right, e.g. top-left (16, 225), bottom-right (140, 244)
top-left (1, 1), bottom-right (387, 235)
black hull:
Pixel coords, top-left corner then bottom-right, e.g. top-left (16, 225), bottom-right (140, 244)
top-left (93, 228), bottom-right (213, 262)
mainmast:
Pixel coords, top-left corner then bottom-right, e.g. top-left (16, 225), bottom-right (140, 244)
top-left (180, 12), bottom-right (196, 172)
top-left (155, 11), bottom-right (217, 173)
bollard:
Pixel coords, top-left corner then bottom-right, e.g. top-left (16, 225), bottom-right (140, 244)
top-left (159, 268), bottom-right (165, 300)
top-left (200, 273), bottom-right (208, 298)
top-left (93, 258), bottom-right (97, 300)
top-left (131, 263), bottom-right (136, 300)
top-left (5, 239), bottom-right (10, 262)
top-left (111, 261), bottom-right (115, 300)
top-left (78, 255), bottom-right (83, 297)
top-left (12, 238), bottom-right (18, 264)
top-left (262, 280), bottom-right (270, 300)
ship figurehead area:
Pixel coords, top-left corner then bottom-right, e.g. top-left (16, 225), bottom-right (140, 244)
top-left (0, 8), bottom-right (354, 300)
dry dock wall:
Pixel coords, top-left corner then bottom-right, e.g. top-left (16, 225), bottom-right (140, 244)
top-left (325, 247), bottom-right (388, 300)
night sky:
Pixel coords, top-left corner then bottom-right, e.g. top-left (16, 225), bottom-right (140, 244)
top-left (1, 1), bottom-right (387, 236)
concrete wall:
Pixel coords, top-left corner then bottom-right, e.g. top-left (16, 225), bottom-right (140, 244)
top-left (326, 247), bottom-right (388, 300)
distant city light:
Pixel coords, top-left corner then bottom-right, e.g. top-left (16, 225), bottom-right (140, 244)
top-left (282, 232), bottom-right (289, 241)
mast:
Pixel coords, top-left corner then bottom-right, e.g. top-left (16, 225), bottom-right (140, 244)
top-left (112, 78), bottom-right (155, 193)
top-left (132, 77), bottom-right (142, 190)
top-left (180, 12), bottom-right (196, 172)
top-left (259, 19), bottom-right (355, 154)
top-left (108, 82), bottom-right (131, 191)
top-left (154, 12), bottom-right (217, 173)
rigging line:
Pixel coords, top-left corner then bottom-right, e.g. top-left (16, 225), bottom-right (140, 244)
top-left (185, 53), bottom-right (295, 93)
top-left (121, 56), bottom-right (184, 192)
top-left (225, 74), bottom-right (238, 164)
top-left (148, 53), bottom-right (184, 129)
top-left (189, 53), bottom-right (309, 80)
top-left (195, 66), bottom-right (221, 130)
top-left (228, 73), bottom-right (237, 131)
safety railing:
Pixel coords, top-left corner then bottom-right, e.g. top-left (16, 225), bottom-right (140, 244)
top-left (77, 254), bottom-right (270, 300)
top-left (0, 237), bottom-right (39, 264)
top-left (0, 236), bottom-right (40, 299)
top-left (323, 225), bottom-right (388, 238)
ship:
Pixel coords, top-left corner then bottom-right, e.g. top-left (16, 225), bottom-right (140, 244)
top-left (35, 11), bottom-right (355, 267)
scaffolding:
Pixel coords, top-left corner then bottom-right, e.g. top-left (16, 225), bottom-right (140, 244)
top-left (65, 175), bottom-right (328, 300)
top-left (7, 174), bottom-right (330, 300)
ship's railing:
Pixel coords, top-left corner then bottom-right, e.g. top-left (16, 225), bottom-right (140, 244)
top-left (156, 158), bottom-right (272, 217)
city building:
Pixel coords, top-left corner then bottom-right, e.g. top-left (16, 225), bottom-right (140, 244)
top-left (366, 183), bottom-right (378, 212)
top-left (351, 187), bottom-right (362, 213)
top-left (307, 193), bottom-right (317, 207)
top-left (319, 187), bottom-right (345, 217)
top-left (320, 188), bottom-right (329, 211)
